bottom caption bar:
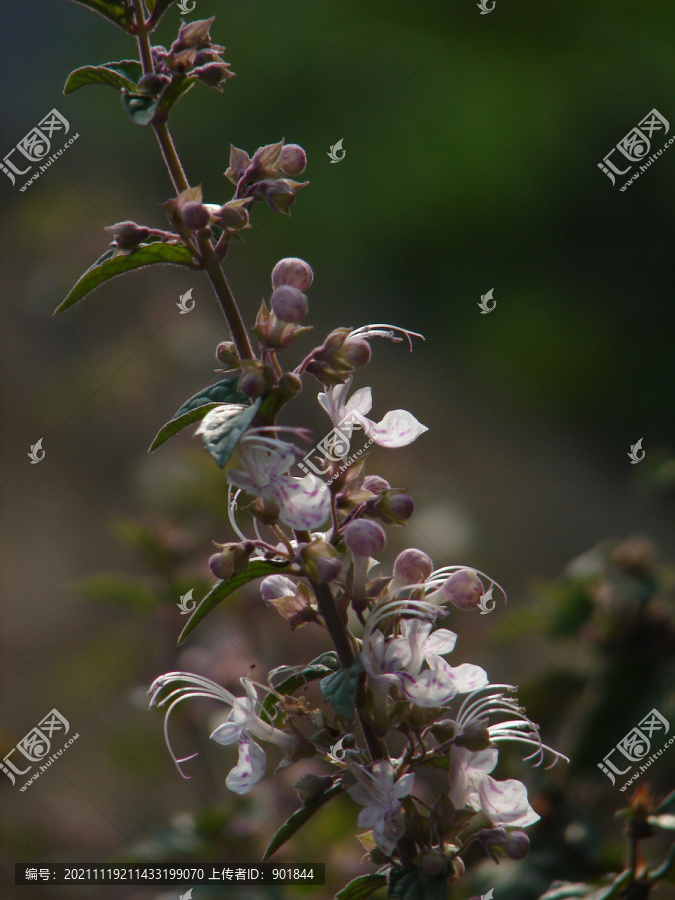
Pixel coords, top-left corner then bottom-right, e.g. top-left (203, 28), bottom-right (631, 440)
top-left (16, 864), bottom-right (325, 885)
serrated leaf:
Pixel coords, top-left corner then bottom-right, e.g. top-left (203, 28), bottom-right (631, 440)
top-left (336, 873), bottom-right (388, 900)
top-left (199, 398), bottom-right (261, 468)
top-left (149, 378), bottom-right (249, 452)
top-left (260, 651), bottom-right (340, 724)
top-left (262, 783), bottom-right (342, 860)
top-left (178, 559), bottom-right (290, 644)
top-left (68, 0), bottom-right (135, 30)
top-left (64, 60), bottom-right (142, 95)
top-left (54, 242), bottom-right (196, 314)
top-left (320, 656), bottom-right (363, 721)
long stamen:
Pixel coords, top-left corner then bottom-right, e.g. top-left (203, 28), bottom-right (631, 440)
top-left (349, 323), bottom-right (424, 351)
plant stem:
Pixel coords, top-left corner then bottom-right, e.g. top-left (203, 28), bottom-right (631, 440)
top-left (131, 8), bottom-right (255, 360)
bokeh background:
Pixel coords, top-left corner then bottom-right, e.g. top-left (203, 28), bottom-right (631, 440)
top-left (2, 0), bottom-right (675, 898)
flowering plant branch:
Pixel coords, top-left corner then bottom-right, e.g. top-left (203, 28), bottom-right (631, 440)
top-left (59, 2), bottom-right (568, 896)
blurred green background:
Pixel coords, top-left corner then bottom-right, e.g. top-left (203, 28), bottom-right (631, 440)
top-left (2, 0), bottom-right (675, 898)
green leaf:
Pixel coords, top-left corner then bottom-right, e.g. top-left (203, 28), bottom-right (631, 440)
top-left (64, 60), bottom-right (143, 95)
top-left (320, 656), bottom-right (364, 721)
top-left (68, 0), bottom-right (135, 30)
top-left (149, 378), bottom-right (250, 452)
top-left (178, 559), bottom-right (290, 644)
top-left (336, 874), bottom-right (388, 900)
top-left (388, 868), bottom-right (449, 900)
top-left (199, 398), bottom-right (261, 468)
top-left (260, 651), bottom-right (340, 724)
top-left (54, 242), bottom-right (196, 315)
top-left (154, 75), bottom-right (197, 122)
top-left (147, 0), bottom-right (176, 26)
top-left (262, 783), bottom-right (342, 860)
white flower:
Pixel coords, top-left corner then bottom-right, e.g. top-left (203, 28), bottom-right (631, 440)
top-left (148, 673), bottom-right (296, 795)
top-left (444, 684), bottom-right (568, 828)
top-left (347, 760), bottom-right (414, 856)
top-left (449, 746), bottom-right (539, 828)
top-left (227, 435), bottom-right (330, 530)
top-left (362, 603), bottom-right (488, 707)
top-left (318, 376), bottom-right (428, 449)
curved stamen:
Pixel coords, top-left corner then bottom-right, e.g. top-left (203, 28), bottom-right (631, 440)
top-left (349, 323), bottom-right (424, 351)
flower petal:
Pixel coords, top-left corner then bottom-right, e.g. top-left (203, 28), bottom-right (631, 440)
top-left (422, 627), bottom-right (457, 660)
top-left (225, 733), bottom-right (267, 795)
top-left (373, 809), bottom-right (405, 857)
top-left (478, 774), bottom-right (540, 827)
top-left (346, 387), bottom-right (373, 419)
top-left (400, 668), bottom-right (458, 707)
top-left (364, 409), bottom-right (428, 448)
top-left (434, 660), bottom-right (489, 694)
top-left (393, 772), bottom-right (415, 799)
top-left (357, 806), bottom-right (382, 828)
top-left (274, 475), bottom-right (331, 530)
top-left (209, 721), bottom-right (241, 745)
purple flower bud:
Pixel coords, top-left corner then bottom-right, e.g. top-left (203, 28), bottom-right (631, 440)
top-left (261, 178), bottom-right (307, 214)
top-left (192, 61), bottom-right (234, 89)
top-left (420, 851), bottom-right (446, 878)
top-left (181, 201), bottom-right (211, 231)
top-left (505, 831), bottom-right (530, 860)
top-left (363, 475), bottom-right (390, 494)
top-left (279, 143), bottom-right (307, 176)
top-left (238, 361), bottom-right (271, 398)
top-left (476, 827), bottom-right (507, 862)
top-left (300, 540), bottom-right (342, 583)
top-left (439, 569), bottom-right (483, 610)
top-left (104, 221), bottom-right (151, 251)
top-left (393, 549), bottom-right (433, 584)
top-left (209, 198), bottom-right (252, 231)
top-left (341, 338), bottom-right (371, 369)
top-left (344, 519), bottom-right (386, 557)
top-left (260, 574), bottom-right (297, 604)
top-left (271, 257), bottom-right (314, 292)
top-left (373, 490), bottom-right (414, 523)
top-left (216, 341), bottom-right (239, 367)
top-left (270, 285), bottom-right (308, 323)
top-left (209, 543), bottom-right (254, 580)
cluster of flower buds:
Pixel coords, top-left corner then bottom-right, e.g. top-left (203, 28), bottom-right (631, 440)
top-left (303, 328), bottom-right (372, 385)
top-left (252, 257), bottom-right (314, 351)
top-left (149, 18), bottom-right (234, 92)
top-left (225, 140), bottom-right (308, 214)
top-left (163, 186), bottom-right (253, 242)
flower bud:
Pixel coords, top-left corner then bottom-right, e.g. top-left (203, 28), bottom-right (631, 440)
top-left (505, 831), bottom-right (530, 860)
top-left (261, 178), bottom-right (307, 214)
top-left (393, 548), bottom-right (433, 584)
top-left (454, 718), bottom-right (491, 752)
top-left (271, 257), bottom-right (314, 291)
top-left (104, 221), bottom-right (151, 251)
top-left (363, 475), bottom-right (390, 494)
top-left (277, 372), bottom-right (303, 398)
top-left (270, 285), bottom-right (308, 323)
top-left (225, 145), bottom-right (250, 185)
top-left (419, 850), bottom-right (446, 878)
top-left (193, 61), bottom-right (234, 89)
top-left (209, 198), bottom-right (252, 231)
top-left (260, 574), bottom-right (297, 604)
top-left (438, 569), bottom-right (483, 610)
top-left (279, 143), bottom-right (307, 176)
top-left (216, 341), bottom-right (240, 367)
top-left (476, 827), bottom-right (507, 862)
top-left (172, 17), bottom-right (216, 52)
top-left (341, 338), bottom-right (371, 369)
top-left (238, 360), bottom-right (272, 398)
top-left (181, 200), bottom-right (211, 231)
top-left (301, 540), bottom-right (342, 583)
top-left (370, 490), bottom-right (414, 524)
top-left (293, 774), bottom-right (334, 805)
top-left (344, 519), bottom-right (386, 558)
top-left (209, 542), bottom-right (254, 580)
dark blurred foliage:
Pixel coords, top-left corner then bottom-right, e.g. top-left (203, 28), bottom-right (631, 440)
top-left (2, 0), bottom-right (675, 898)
